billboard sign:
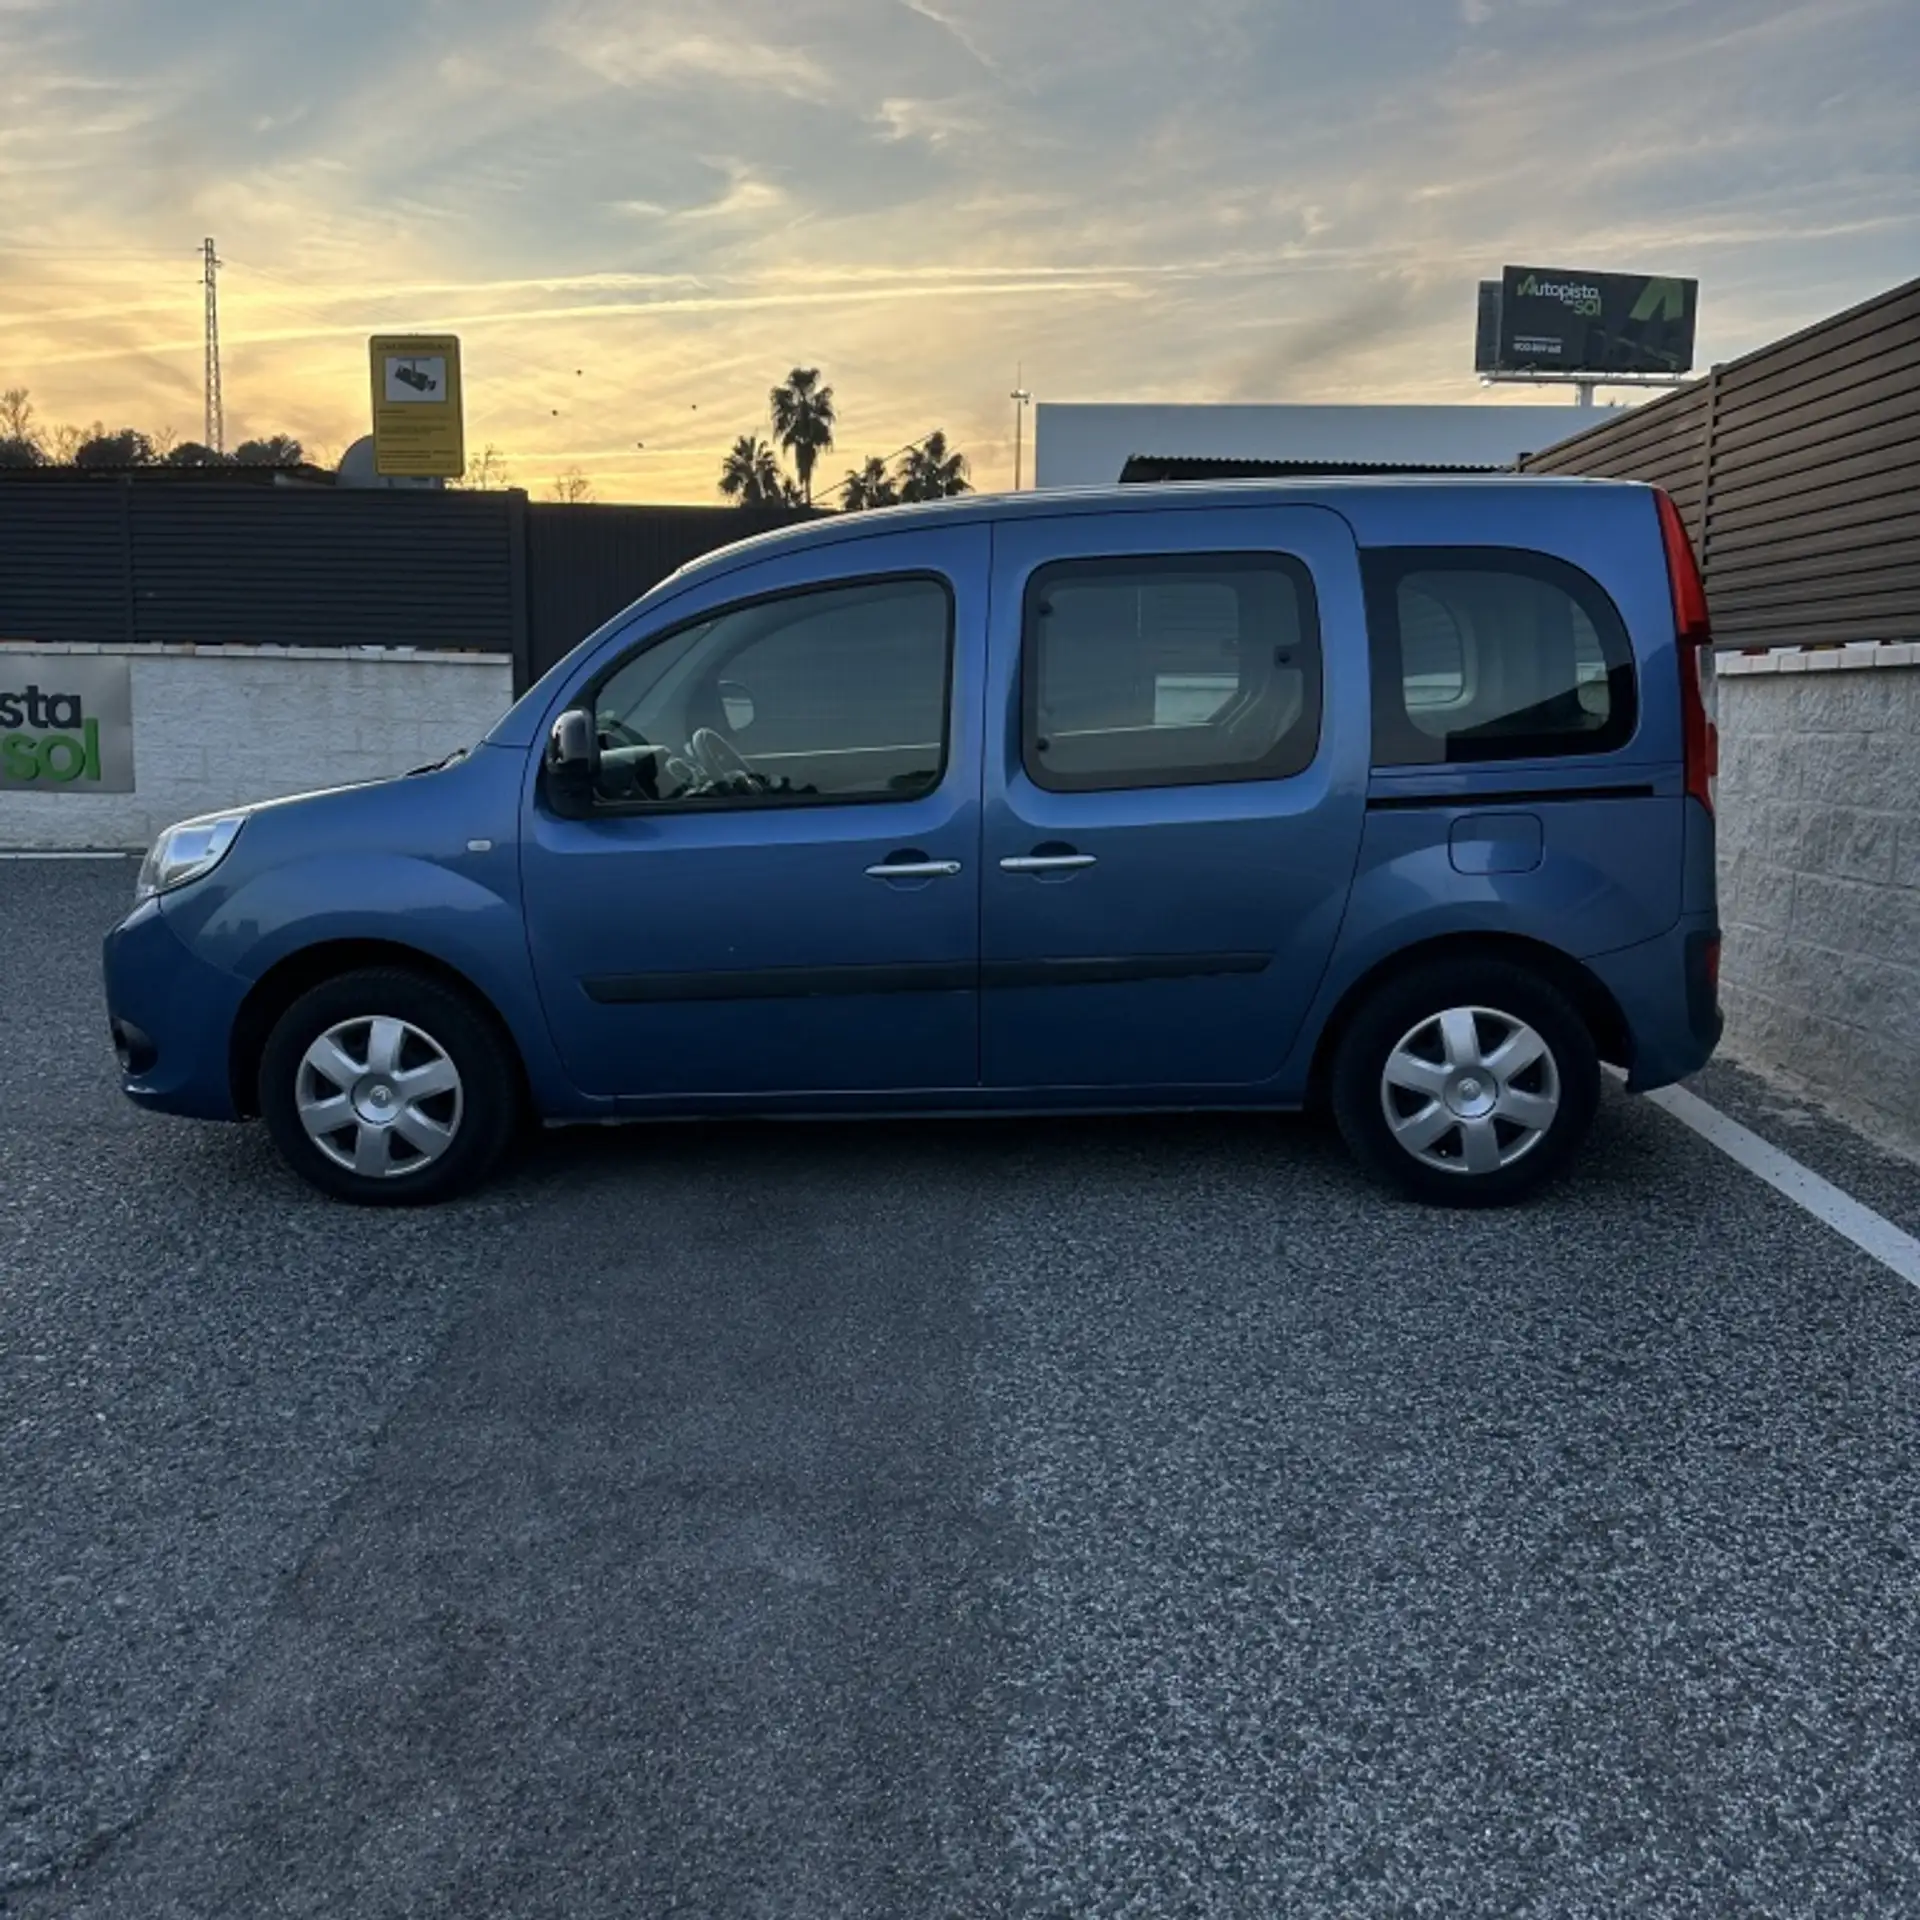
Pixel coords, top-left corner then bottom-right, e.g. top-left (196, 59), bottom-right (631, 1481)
top-left (1487, 267), bottom-right (1698, 375)
top-left (369, 334), bottom-right (465, 478)
top-left (0, 652), bottom-right (134, 792)
top-left (1473, 280), bottom-right (1503, 373)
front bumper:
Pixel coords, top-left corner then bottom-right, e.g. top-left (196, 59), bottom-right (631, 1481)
top-left (101, 897), bottom-right (249, 1120)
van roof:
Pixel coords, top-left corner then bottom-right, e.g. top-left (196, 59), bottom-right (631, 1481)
top-left (665, 474), bottom-right (1654, 592)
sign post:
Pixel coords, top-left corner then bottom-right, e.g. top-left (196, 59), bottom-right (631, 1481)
top-left (368, 335), bottom-right (465, 479)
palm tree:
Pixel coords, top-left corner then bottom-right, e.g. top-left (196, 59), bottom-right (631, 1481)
top-left (840, 456), bottom-right (898, 511)
top-left (718, 434), bottom-right (784, 506)
top-left (768, 368), bottom-right (836, 504)
top-left (895, 431), bottom-right (971, 503)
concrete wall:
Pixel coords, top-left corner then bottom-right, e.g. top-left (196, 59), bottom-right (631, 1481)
top-left (1717, 644), bottom-right (1920, 1146)
top-left (2, 644), bottom-right (514, 851)
top-left (1032, 401), bottom-right (1617, 489)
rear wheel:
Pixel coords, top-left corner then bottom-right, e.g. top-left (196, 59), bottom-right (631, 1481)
top-left (1331, 959), bottom-right (1599, 1208)
top-left (259, 967), bottom-right (519, 1205)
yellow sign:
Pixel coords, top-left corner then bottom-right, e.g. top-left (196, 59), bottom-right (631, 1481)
top-left (368, 335), bottom-right (465, 478)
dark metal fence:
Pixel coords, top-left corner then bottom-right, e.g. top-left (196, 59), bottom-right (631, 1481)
top-left (1521, 275), bottom-right (1920, 649)
top-left (522, 501), bottom-right (808, 687)
top-left (0, 478), bottom-right (810, 695)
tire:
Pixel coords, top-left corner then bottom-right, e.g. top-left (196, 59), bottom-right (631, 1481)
top-left (1330, 958), bottom-right (1600, 1209)
top-left (258, 967), bottom-right (520, 1206)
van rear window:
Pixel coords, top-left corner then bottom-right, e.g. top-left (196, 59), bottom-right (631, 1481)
top-left (1364, 549), bottom-right (1637, 766)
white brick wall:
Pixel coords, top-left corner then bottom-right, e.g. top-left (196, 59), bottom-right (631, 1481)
top-left (1, 645), bottom-right (514, 851)
top-left (1716, 645), bottom-right (1920, 1146)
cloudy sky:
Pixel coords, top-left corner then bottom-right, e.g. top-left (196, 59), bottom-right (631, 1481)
top-left (1, 0), bottom-right (1913, 500)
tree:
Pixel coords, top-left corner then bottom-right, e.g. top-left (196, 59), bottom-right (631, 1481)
top-left (768, 367), bottom-right (835, 505)
top-left (550, 467), bottom-right (595, 503)
top-left (840, 456), bottom-right (898, 511)
top-left (0, 435), bottom-right (44, 467)
top-left (895, 431), bottom-right (970, 502)
top-left (233, 434), bottom-right (304, 466)
top-left (457, 443), bottom-right (512, 490)
top-left (163, 440), bottom-right (234, 468)
top-left (718, 434), bottom-right (784, 506)
top-left (72, 427), bottom-right (155, 469)
top-left (0, 387), bottom-right (37, 447)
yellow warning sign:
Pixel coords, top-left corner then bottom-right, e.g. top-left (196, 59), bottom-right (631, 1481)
top-left (368, 335), bottom-right (465, 478)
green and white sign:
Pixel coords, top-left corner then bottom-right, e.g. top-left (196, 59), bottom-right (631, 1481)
top-left (0, 654), bottom-right (134, 792)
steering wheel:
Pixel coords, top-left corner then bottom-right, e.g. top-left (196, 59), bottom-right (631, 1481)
top-left (689, 726), bottom-right (760, 788)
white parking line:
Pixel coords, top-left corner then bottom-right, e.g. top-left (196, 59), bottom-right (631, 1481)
top-left (1646, 1081), bottom-right (1920, 1291)
top-left (0, 850), bottom-right (135, 860)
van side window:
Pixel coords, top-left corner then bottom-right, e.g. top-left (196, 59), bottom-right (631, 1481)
top-left (1365, 549), bottom-right (1637, 766)
top-left (1023, 554), bottom-right (1322, 792)
top-left (588, 576), bottom-right (951, 809)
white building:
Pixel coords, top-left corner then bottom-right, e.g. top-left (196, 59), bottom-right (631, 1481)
top-left (1032, 402), bottom-right (1614, 490)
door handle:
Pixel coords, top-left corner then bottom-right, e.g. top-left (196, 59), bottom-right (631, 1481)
top-left (865, 857), bottom-right (963, 879)
top-left (1000, 853), bottom-right (1096, 873)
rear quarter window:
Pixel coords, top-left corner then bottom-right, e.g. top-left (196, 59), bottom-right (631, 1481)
top-left (1364, 548), bottom-right (1637, 766)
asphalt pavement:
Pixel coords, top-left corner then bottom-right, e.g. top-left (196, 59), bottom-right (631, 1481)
top-left (6, 857), bottom-right (1920, 1917)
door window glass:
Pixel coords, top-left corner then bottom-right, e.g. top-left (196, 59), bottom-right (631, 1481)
top-left (1366, 550), bottom-right (1637, 764)
top-left (588, 576), bottom-right (951, 808)
top-left (1023, 555), bottom-right (1321, 791)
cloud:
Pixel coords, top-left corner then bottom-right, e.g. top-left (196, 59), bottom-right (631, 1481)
top-left (544, 9), bottom-right (835, 100)
top-left (1221, 273), bottom-right (1431, 402)
top-left (0, 0), bottom-right (1911, 502)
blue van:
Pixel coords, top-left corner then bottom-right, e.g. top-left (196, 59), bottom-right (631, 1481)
top-left (102, 480), bottom-right (1721, 1208)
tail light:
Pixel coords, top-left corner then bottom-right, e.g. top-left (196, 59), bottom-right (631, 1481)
top-left (1656, 490), bottom-right (1718, 814)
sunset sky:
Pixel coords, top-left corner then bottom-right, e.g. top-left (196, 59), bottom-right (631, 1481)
top-left (1, 0), bottom-right (1914, 502)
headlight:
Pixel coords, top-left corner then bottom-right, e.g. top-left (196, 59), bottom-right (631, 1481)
top-left (135, 811), bottom-right (247, 903)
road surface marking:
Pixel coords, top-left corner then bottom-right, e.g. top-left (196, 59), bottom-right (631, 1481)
top-left (1646, 1081), bottom-right (1920, 1291)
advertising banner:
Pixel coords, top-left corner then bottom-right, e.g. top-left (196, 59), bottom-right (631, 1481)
top-left (0, 653), bottom-right (134, 792)
top-left (1493, 267), bottom-right (1698, 375)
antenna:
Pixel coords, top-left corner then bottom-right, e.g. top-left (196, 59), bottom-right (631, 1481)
top-left (1010, 364), bottom-right (1033, 491)
top-left (202, 237), bottom-right (224, 454)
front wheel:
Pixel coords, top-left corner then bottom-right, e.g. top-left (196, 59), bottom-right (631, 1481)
top-left (258, 967), bottom-right (520, 1205)
top-left (1331, 959), bottom-right (1600, 1208)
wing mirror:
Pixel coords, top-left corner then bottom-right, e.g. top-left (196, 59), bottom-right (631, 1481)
top-left (544, 707), bottom-right (598, 817)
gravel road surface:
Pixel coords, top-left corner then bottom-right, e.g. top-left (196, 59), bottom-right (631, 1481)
top-left (6, 858), bottom-right (1920, 1917)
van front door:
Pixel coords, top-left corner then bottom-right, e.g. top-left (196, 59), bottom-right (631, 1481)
top-left (521, 529), bottom-right (987, 1103)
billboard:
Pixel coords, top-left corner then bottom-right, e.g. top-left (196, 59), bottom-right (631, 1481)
top-left (369, 334), bottom-right (465, 478)
top-left (1480, 268), bottom-right (1698, 376)
top-left (1473, 280), bottom-right (1503, 373)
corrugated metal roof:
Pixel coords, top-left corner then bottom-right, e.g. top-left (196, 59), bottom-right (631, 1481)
top-left (1118, 455), bottom-right (1509, 483)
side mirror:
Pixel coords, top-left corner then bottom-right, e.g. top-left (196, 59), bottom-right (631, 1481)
top-left (719, 680), bottom-right (756, 732)
top-left (544, 707), bottom-right (597, 817)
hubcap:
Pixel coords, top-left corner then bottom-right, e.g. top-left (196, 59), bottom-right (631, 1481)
top-left (295, 1016), bottom-right (463, 1179)
top-left (1380, 1005), bottom-right (1560, 1177)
